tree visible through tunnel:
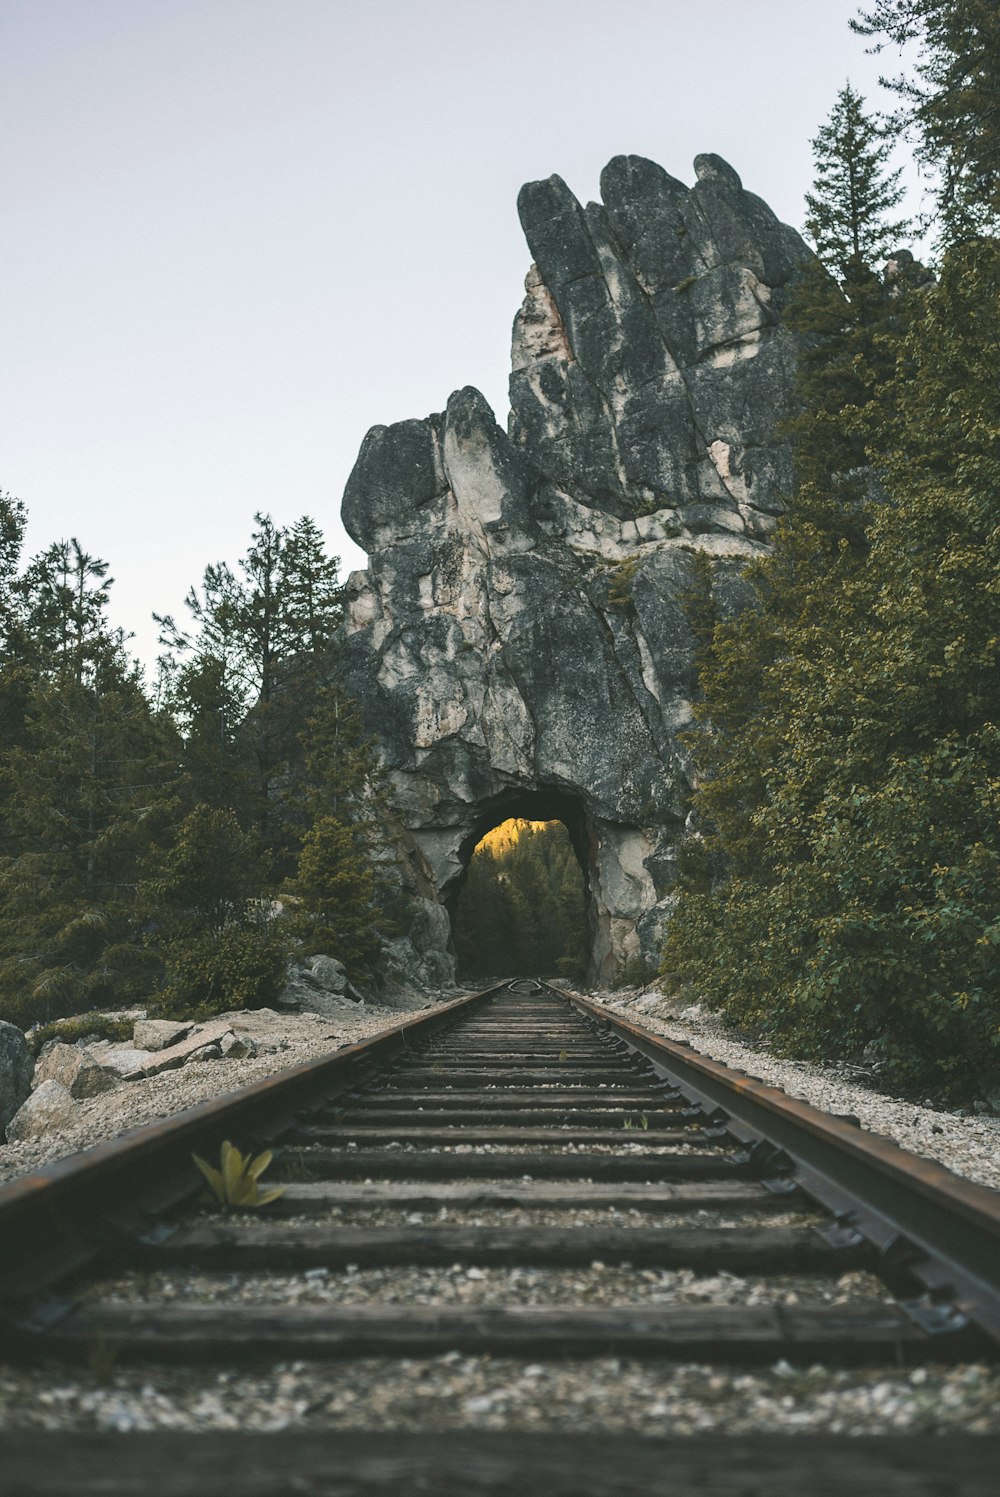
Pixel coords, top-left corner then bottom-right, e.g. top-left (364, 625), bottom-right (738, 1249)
top-left (451, 819), bottom-right (588, 981)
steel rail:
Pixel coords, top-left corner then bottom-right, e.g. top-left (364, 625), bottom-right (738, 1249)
top-left (3, 975), bottom-right (1000, 1494)
top-left (0, 984), bottom-right (503, 1298)
top-left (568, 988), bottom-right (1000, 1341)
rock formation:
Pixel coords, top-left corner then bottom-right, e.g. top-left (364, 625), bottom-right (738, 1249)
top-left (339, 153), bottom-right (811, 985)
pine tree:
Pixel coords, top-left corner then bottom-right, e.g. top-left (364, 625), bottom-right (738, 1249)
top-left (805, 81), bottom-right (910, 274)
top-left (156, 512), bottom-right (343, 855)
top-left (853, 0), bottom-right (1000, 242)
top-left (450, 821), bottom-right (586, 979)
top-left (284, 680), bottom-right (393, 981)
top-left (281, 516), bottom-right (342, 659)
top-left (0, 494), bottom-right (33, 801)
top-left (21, 538), bottom-right (114, 685)
top-left (147, 803), bottom-right (288, 1019)
top-left (661, 85), bottom-right (924, 1071)
top-left (0, 651), bottom-right (179, 1026)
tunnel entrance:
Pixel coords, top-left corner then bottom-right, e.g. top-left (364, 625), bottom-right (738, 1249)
top-left (445, 788), bottom-right (592, 983)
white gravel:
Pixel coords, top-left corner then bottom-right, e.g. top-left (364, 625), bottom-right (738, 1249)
top-left (588, 989), bottom-right (1000, 1193)
top-left (3, 1357), bottom-right (999, 1435)
top-left (89, 1264), bottom-right (890, 1310)
top-left (0, 1001), bottom-right (455, 1186)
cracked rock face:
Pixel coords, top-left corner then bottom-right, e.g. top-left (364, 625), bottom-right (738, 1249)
top-left (339, 154), bottom-right (810, 984)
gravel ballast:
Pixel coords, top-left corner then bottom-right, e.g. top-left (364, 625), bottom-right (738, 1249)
top-left (0, 1001), bottom-right (454, 1185)
top-left (2, 1358), bottom-right (999, 1436)
top-left (587, 989), bottom-right (1000, 1193)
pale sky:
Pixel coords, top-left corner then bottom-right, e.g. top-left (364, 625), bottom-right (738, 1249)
top-left (1, 0), bottom-right (916, 671)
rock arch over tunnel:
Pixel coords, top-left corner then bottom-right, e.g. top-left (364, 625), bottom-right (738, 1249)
top-left (336, 152), bottom-right (809, 990)
top-left (445, 789), bottom-right (593, 978)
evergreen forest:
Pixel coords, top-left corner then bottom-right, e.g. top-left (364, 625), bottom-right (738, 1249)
top-left (3, 0), bottom-right (1000, 1101)
top-left (661, 0), bottom-right (1000, 1097)
top-left (0, 508), bottom-right (394, 1031)
top-left (451, 820), bottom-right (587, 981)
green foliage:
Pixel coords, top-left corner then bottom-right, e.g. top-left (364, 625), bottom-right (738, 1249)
top-left (192, 1140), bottom-right (285, 1209)
top-left (804, 82), bottom-right (910, 275)
top-left (146, 804), bottom-right (288, 1019)
top-left (853, 0), bottom-right (1000, 243)
top-left (622, 953), bottom-right (658, 988)
top-left (0, 497), bottom-right (399, 1030)
top-left (607, 557), bottom-right (641, 609)
top-left (664, 237), bottom-right (1000, 1098)
top-left (25, 1012), bottom-right (133, 1055)
top-left (155, 921), bottom-right (288, 1022)
top-left (281, 679), bottom-right (398, 981)
top-left (452, 821), bottom-right (588, 980)
top-left (155, 511), bottom-right (343, 855)
top-left (0, 658), bottom-right (180, 1027)
top-left (287, 814), bottom-right (382, 981)
top-left (151, 804), bottom-right (263, 931)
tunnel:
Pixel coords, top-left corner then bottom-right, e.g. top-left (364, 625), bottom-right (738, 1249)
top-left (442, 786), bottom-right (595, 981)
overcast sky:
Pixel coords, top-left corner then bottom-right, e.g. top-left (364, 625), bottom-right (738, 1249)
top-left (1, 0), bottom-right (915, 671)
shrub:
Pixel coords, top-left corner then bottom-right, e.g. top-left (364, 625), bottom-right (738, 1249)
top-left (154, 920), bottom-right (288, 1021)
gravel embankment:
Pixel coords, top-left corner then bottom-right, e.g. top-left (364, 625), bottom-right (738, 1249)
top-left (0, 1000), bottom-right (453, 1185)
top-left (588, 989), bottom-right (1000, 1192)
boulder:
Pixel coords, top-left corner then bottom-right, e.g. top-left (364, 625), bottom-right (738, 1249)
top-left (6, 1079), bottom-right (78, 1143)
top-left (0, 1020), bottom-right (34, 1132)
top-left (32, 1042), bottom-right (116, 1099)
top-left (278, 961), bottom-right (360, 1014)
top-left (92, 1045), bottom-right (151, 1080)
top-left (220, 1032), bottom-right (257, 1060)
top-left (306, 955), bottom-right (348, 991)
top-left (339, 153), bottom-right (809, 985)
top-left (138, 1020), bottom-right (235, 1077)
top-left (133, 1019), bottom-right (192, 1052)
top-left (186, 1042), bottom-right (224, 1063)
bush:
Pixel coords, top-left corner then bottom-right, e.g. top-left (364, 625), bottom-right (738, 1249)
top-left (24, 1012), bottom-right (134, 1055)
top-left (153, 920), bottom-right (288, 1021)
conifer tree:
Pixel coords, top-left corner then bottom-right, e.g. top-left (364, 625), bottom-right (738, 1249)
top-left (145, 802), bottom-right (287, 1019)
top-left (451, 821), bottom-right (586, 979)
top-left (661, 84), bottom-right (927, 1077)
top-left (853, 0), bottom-right (1000, 241)
top-left (0, 647), bottom-right (179, 1026)
top-left (156, 513), bottom-right (342, 853)
top-left (284, 680), bottom-right (392, 981)
top-left (804, 81), bottom-right (910, 275)
top-left (0, 494), bottom-right (32, 791)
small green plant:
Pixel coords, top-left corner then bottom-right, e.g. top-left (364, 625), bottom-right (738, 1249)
top-left (559, 1049), bottom-right (568, 1062)
top-left (192, 1140), bottom-right (285, 1210)
top-left (26, 1013), bottom-right (133, 1056)
top-left (622, 1114), bottom-right (650, 1131)
top-left (607, 557), bottom-right (641, 609)
top-left (87, 1337), bottom-right (120, 1387)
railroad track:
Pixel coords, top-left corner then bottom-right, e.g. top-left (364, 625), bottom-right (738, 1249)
top-left (2, 978), bottom-right (1000, 1493)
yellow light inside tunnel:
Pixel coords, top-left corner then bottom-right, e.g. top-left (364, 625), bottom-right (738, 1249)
top-left (474, 818), bottom-right (560, 858)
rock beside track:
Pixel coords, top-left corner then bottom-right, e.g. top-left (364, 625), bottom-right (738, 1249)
top-left (6, 1079), bottom-right (78, 1143)
top-left (0, 1021), bottom-right (33, 1132)
top-left (0, 998), bottom-right (458, 1184)
top-left (32, 1042), bottom-right (117, 1099)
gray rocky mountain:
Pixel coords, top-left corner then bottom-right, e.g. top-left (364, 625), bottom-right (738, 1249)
top-left (339, 153), bottom-right (811, 985)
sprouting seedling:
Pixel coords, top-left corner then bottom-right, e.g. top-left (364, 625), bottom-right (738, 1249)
top-left (88, 1337), bottom-right (119, 1387)
top-left (192, 1140), bottom-right (285, 1210)
top-left (559, 1049), bottom-right (568, 1062)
